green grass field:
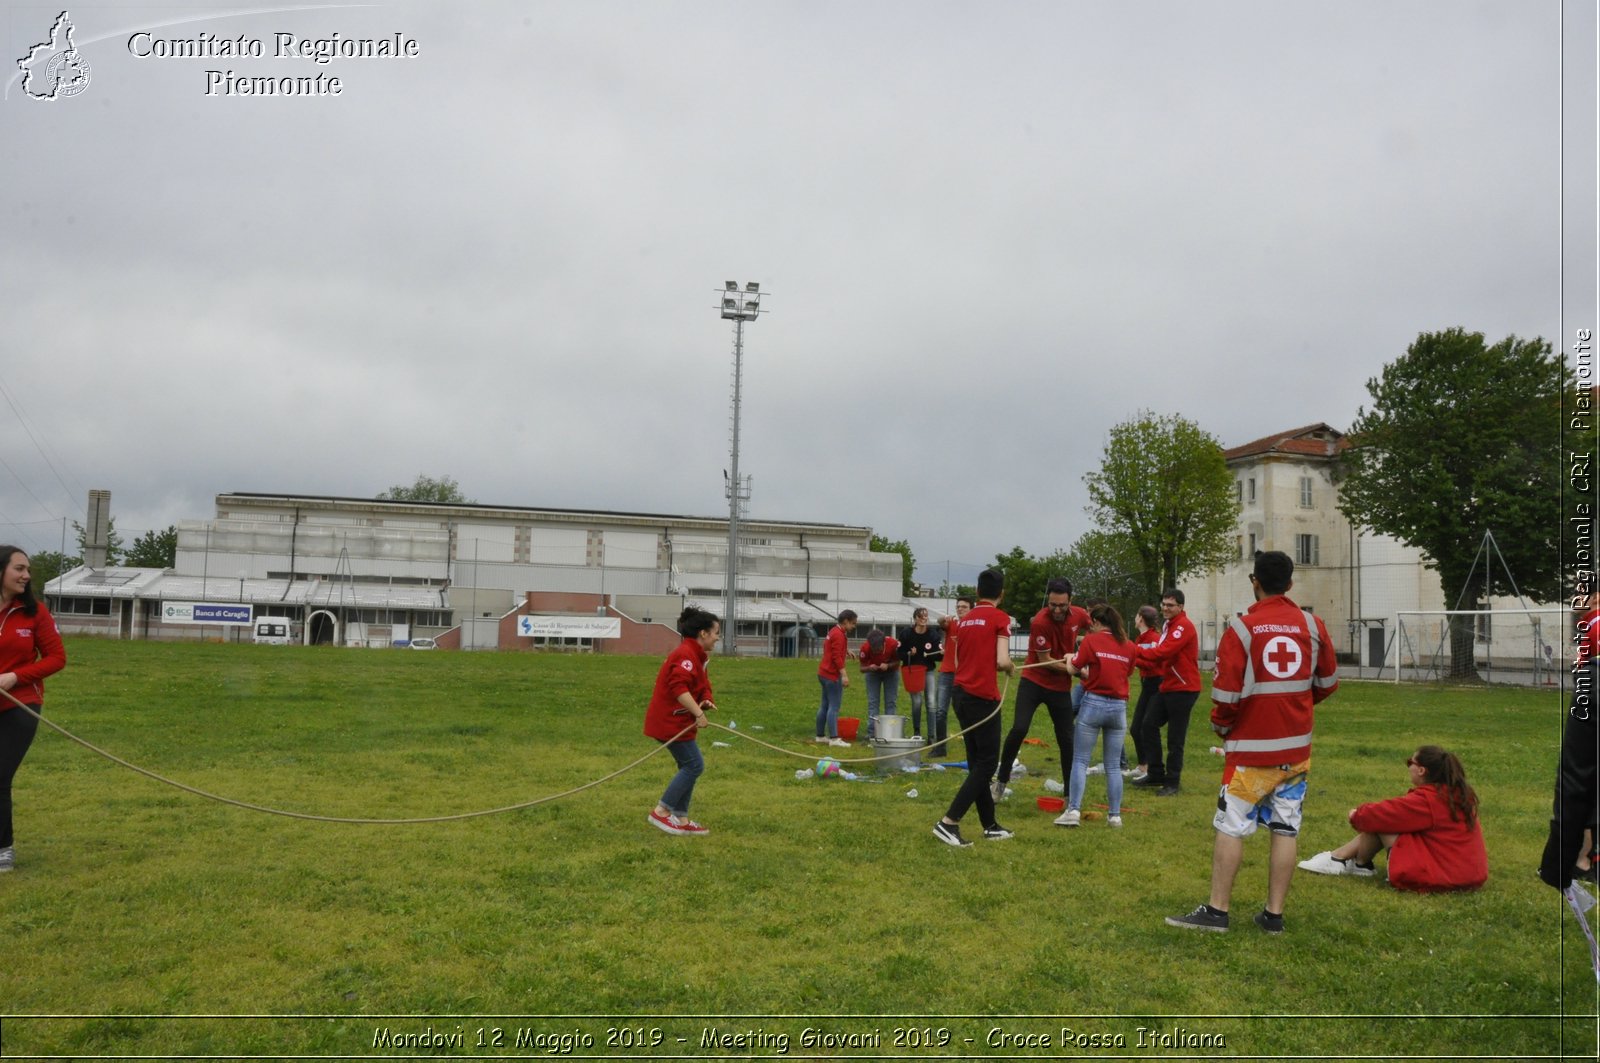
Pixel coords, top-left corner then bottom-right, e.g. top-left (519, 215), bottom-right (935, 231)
top-left (0, 638), bottom-right (1595, 1060)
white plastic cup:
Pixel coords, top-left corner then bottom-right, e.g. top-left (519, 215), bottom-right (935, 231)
top-left (796, 768), bottom-right (814, 780)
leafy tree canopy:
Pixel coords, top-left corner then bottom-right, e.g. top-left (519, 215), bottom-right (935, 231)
top-left (870, 534), bottom-right (918, 597)
top-left (1337, 328), bottom-right (1569, 674)
top-left (125, 525), bottom-right (178, 569)
top-left (1082, 411), bottom-right (1239, 600)
top-left (378, 474), bottom-right (473, 504)
top-left (27, 550), bottom-right (79, 591)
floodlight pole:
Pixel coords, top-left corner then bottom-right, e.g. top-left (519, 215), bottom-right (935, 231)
top-left (717, 282), bottom-right (764, 656)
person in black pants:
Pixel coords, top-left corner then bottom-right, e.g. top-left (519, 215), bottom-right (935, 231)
top-left (1132, 588), bottom-right (1202, 796)
top-left (1539, 591), bottom-right (1599, 890)
top-left (932, 568), bottom-right (1015, 847)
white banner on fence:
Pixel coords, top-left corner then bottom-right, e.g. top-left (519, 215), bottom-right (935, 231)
top-left (517, 614), bottom-right (622, 639)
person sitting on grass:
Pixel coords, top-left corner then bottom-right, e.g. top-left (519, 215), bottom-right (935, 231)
top-left (643, 607), bottom-right (719, 836)
top-left (1298, 744), bottom-right (1487, 892)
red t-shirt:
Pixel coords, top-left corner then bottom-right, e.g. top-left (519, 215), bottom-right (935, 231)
top-left (642, 637), bottom-right (713, 743)
top-left (937, 616), bottom-right (959, 674)
top-left (857, 636), bottom-right (900, 671)
top-left (1023, 607), bottom-right (1078, 693)
top-left (953, 603), bottom-right (1011, 701)
top-left (1072, 630), bottom-right (1135, 700)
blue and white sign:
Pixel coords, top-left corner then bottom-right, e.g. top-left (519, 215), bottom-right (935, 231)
top-left (162, 601), bottom-right (254, 625)
top-left (517, 614), bottom-right (621, 639)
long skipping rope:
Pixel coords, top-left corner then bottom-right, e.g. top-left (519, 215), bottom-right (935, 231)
top-left (0, 684), bottom-right (688, 825)
top-left (0, 659), bottom-right (1047, 823)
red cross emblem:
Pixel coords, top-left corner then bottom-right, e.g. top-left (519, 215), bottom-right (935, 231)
top-left (1261, 636), bottom-right (1302, 679)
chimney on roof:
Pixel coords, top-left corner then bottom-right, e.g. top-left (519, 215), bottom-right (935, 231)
top-left (83, 489), bottom-right (111, 570)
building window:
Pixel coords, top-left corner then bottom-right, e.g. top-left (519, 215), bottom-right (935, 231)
top-left (1247, 478), bottom-right (1257, 504)
top-left (1235, 481), bottom-right (1243, 504)
top-left (1296, 534), bottom-right (1319, 566)
top-left (1236, 535), bottom-right (1244, 560)
top-left (1248, 533), bottom-right (1258, 557)
top-left (1300, 476), bottom-right (1314, 508)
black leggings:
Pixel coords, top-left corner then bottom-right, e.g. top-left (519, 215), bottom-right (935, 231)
top-left (1539, 662), bottom-right (1599, 889)
top-left (944, 689), bottom-right (1003, 829)
top-left (997, 679), bottom-right (1073, 785)
top-left (1129, 676), bottom-right (1161, 766)
top-left (0, 703), bottom-right (42, 849)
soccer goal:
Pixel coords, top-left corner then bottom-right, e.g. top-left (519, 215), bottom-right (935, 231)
top-left (1392, 608), bottom-right (1572, 686)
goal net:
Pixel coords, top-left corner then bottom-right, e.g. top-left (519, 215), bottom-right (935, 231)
top-left (1391, 608), bottom-right (1571, 687)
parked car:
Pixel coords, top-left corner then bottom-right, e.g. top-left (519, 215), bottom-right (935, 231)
top-left (409, 637), bottom-right (437, 650)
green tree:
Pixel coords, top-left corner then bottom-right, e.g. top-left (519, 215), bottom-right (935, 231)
top-left (1337, 328), bottom-right (1570, 677)
top-left (1061, 529), bottom-right (1148, 618)
top-left (870, 534), bottom-right (918, 597)
top-left (72, 517), bottom-right (124, 567)
top-left (27, 550), bottom-right (79, 591)
top-left (125, 525), bottom-right (178, 569)
top-left (378, 474), bottom-right (473, 504)
top-left (1083, 411), bottom-right (1240, 601)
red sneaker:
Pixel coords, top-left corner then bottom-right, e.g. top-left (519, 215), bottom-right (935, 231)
top-left (648, 810), bottom-right (682, 835)
top-left (672, 817), bottom-right (709, 835)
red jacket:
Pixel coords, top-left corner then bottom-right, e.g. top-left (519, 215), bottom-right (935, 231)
top-left (643, 637), bottom-right (713, 743)
top-left (1134, 628), bottom-right (1162, 679)
top-left (1210, 595), bottom-right (1337, 767)
top-left (1350, 784), bottom-right (1488, 892)
top-left (0, 600), bottom-right (66, 709)
top-left (818, 625), bottom-right (850, 680)
top-left (1133, 609), bottom-right (1201, 692)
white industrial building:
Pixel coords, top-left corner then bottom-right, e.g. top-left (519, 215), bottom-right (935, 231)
top-left (46, 491), bottom-right (937, 655)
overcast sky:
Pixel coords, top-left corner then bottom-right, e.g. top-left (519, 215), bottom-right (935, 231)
top-left (3, 0), bottom-right (1594, 588)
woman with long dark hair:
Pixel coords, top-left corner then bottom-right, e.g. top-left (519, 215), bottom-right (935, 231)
top-left (1060, 603), bottom-right (1135, 829)
top-left (0, 545), bottom-right (68, 872)
top-left (1298, 744), bottom-right (1487, 892)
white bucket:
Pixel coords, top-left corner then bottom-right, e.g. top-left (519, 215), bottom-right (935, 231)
top-left (876, 714), bottom-right (907, 741)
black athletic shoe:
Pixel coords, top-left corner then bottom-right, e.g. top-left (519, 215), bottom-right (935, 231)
top-left (1157, 785), bottom-right (1181, 797)
top-left (932, 821), bottom-right (972, 848)
top-left (1253, 909), bottom-right (1285, 935)
top-left (1165, 903), bottom-right (1229, 932)
top-left (1132, 775), bottom-right (1166, 788)
top-left (982, 824), bottom-right (1014, 840)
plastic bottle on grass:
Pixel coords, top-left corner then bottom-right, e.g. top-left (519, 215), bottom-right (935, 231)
top-left (1043, 778), bottom-right (1065, 793)
top-left (795, 768), bottom-right (814, 780)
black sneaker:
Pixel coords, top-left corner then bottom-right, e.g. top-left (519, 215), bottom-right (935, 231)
top-left (1253, 909), bottom-right (1284, 935)
top-left (1157, 785), bottom-right (1181, 797)
top-left (1132, 775), bottom-right (1166, 788)
top-left (932, 821), bottom-right (972, 848)
top-left (982, 824), bottom-right (1014, 841)
top-left (1165, 903), bottom-right (1229, 932)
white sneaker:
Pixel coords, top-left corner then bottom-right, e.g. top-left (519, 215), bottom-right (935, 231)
top-left (813, 736), bottom-right (831, 744)
top-left (1106, 815), bottom-right (1123, 828)
top-left (828, 737), bottom-right (850, 748)
top-left (1297, 850), bottom-right (1374, 877)
top-left (1054, 808), bottom-right (1081, 827)
top-left (1086, 763), bottom-right (1105, 775)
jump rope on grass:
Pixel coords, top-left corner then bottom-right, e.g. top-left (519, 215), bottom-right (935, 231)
top-left (0, 663), bottom-right (1044, 824)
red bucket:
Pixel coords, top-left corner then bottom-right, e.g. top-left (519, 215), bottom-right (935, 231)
top-left (838, 717), bottom-right (860, 742)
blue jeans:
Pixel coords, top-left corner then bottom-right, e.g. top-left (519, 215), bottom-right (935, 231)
top-left (864, 671), bottom-right (898, 738)
top-left (815, 676), bottom-right (843, 738)
top-left (930, 671), bottom-right (955, 754)
top-left (659, 740), bottom-right (704, 816)
top-left (1069, 692), bottom-right (1127, 817)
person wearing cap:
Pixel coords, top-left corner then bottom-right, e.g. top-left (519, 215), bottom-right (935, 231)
top-left (1166, 550), bottom-right (1338, 934)
top-left (857, 626), bottom-right (900, 742)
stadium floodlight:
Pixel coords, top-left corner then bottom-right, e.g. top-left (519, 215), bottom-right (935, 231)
top-left (713, 281), bottom-right (768, 655)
